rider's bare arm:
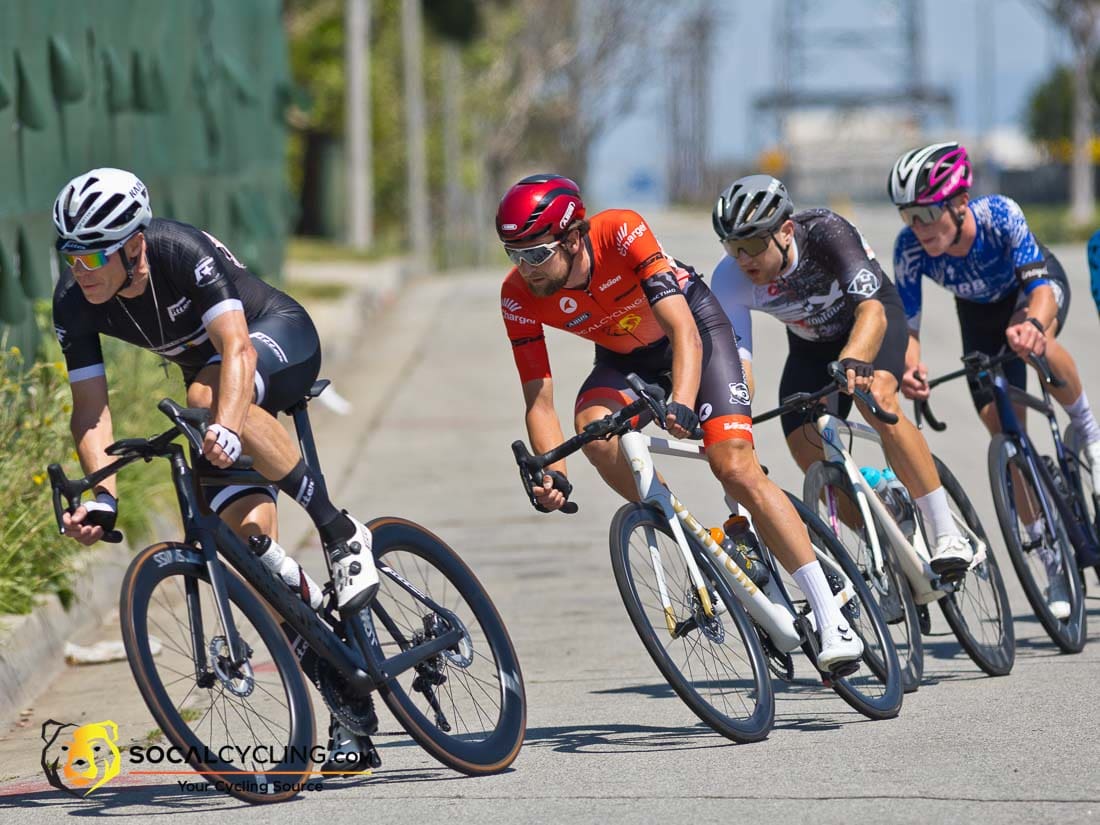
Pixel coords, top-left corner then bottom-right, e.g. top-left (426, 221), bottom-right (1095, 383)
top-left (522, 377), bottom-right (568, 477)
top-left (70, 375), bottom-right (117, 499)
top-left (1022, 283), bottom-right (1057, 331)
top-left (205, 310), bottom-right (258, 433)
top-left (651, 291), bottom-right (702, 408)
top-left (838, 299), bottom-right (886, 364)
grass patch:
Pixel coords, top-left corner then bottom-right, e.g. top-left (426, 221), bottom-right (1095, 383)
top-left (1017, 203), bottom-right (1100, 245)
top-left (286, 231), bottom-right (403, 264)
top-left (0, 304), bottom-right (178, 615)
top-left (281, 280), bottom-right (351, 303)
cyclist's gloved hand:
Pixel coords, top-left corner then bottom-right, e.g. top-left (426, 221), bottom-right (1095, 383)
top-left (82, 491), bottom-right (118, 532)
top-left (532, 470), bottom-right (573, 513)
top-left (839, 358), bottom-right (874, 395)
top-left (665, 401), bottom-right (700, 439)
top-left (204, 423), bottom-right (242, 468)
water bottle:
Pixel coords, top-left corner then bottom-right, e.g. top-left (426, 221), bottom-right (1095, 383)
top-left (712, 515), bottom-right (770, 587)
top-left (882, 468), bottom-right (916, 538)
top-left (249, 534), bottom-right (324, 610)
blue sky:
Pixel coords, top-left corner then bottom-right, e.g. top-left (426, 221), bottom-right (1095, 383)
top-left (588, 0), bottom-right (1075, 205)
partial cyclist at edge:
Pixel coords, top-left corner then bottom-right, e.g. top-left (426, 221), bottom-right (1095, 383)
top-left (51, 167), bottom-right (377, 769)
top-left (707, 174), bottom-right (975, 579)
top-left (496, 173), bottom-right (862, 671)
top-left (889, 141), bottom-right (1100, 618)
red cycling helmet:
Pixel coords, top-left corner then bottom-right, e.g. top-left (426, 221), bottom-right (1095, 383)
top-left (495, 174), bottom-right (585, 243)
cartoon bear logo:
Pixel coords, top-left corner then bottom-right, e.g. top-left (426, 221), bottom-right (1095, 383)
top-left (41, 719), bottom-right (122, 797)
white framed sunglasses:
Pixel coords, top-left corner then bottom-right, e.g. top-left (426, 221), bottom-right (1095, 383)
top-left (503, 239), bottom-right (561, 267)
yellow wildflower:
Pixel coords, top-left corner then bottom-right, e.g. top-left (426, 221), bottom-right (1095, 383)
top-left (32, 473), bottom-right (45, 486)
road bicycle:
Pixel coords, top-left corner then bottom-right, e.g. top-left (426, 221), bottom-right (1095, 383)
top-left (918, 350), bottom-right (1100, 653)
top-left (48, 380), bottom-right (526, 803)
top-left (511, 373), bottom-right (903, 743)
top-left (784, 366), bottom-right (1015, 687)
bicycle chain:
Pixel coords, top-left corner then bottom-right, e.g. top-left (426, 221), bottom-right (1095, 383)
top-left (306, 654), bottom-right (379, 737)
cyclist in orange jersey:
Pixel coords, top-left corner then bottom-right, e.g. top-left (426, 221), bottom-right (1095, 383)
top-left (497, 174), bottom-right (863, 670)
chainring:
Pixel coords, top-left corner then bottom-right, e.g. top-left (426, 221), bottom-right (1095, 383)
top-left (308, 655), bottom-right (379, 737)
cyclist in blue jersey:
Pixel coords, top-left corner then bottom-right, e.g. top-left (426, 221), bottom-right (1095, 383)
top-left (890, 142), bottom-right (1100, 616)
top-left (1087, 228), bottom-right (1100, 320)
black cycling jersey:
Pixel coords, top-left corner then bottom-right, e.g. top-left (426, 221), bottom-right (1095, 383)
top-left (711, 208), bottom-right (902, 354)
top-left (53, 218), bottom-right (302, 383)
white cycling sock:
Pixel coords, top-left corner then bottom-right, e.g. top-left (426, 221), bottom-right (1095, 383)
top-left (914, 487), bottom-right (962, 541)
top-left (1024, 520), bottom-right (1045, 543)
top-left (792, 561), bottom-right (848, 635)
top-left (1064, 391), bottom-right (1100, 445)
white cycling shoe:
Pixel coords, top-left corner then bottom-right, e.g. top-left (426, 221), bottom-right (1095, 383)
top-left (326, 516), bottom-right (379, 615)
top-left (930, 534), bottom-right (974, 578)
top-left (818, 623), bottom-right (864, 673)
top-left (1046, 575), bottom-right (1072, 621)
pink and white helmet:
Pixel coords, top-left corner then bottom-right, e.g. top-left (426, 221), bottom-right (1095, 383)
top-left (888, 142), bottom-right (972, 205)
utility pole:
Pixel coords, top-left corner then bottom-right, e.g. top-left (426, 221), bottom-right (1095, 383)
top-left (442, 44), bottom-right (463, 269)
top-left (402, 0), bottom-right (430, 271)
top-left (345, 0), bottom-right (373, 250)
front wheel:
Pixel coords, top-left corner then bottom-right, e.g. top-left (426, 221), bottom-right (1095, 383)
top-left (803, 461), bottom-right (924, 693)
top-left (360, 517), bottom-right (527, 775)
top-left (120, 543), bottom-right (315, 804)
top-left (935, 454), bottom-right (1017, 673)
top-left (987, 436), bottom-right (1085, 653)
top-left (609, 504), bottom-right (775, 743)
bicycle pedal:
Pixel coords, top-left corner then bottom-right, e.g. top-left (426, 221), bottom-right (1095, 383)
top-left (829, 660), bottom-right (861, 679)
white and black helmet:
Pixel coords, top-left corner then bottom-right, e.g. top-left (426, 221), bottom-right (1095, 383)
top-left (712, 174), bottom-right (794, 240)
top-left (53, 168), bottom-right (152, 252)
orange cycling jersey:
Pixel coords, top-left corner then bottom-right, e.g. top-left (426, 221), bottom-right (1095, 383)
top-left (501, 209), bottom-right (694, 382)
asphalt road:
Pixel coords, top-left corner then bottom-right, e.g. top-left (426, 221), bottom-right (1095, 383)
top-left (1, 207), bottom-right (1099, 823)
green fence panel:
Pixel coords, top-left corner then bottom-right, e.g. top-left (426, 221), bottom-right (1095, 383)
top-left (0, 0), bottom-right (291, 356)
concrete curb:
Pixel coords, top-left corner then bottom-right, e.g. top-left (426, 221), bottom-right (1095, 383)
top-left (0, 255), bottom-right (412, 729)
top-left (0, 542), bottom-right (132, 725)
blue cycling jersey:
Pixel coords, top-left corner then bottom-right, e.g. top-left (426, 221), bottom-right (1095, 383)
top-left (893, 194), bottom-right (1050, 331)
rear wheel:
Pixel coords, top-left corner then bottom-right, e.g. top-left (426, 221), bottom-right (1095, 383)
top-left (987, 437), bottom-right (1085, 653)
top-left (784, 495), bottom-right (904, 720)
top-left (934, 455), bottom-right (1017, 673)
top-left (361, 517), bottom-right (527, 774)
top-left (609, 504), bottom-right (775, 742)
top-left (803, 461), bottom-right (924, 693)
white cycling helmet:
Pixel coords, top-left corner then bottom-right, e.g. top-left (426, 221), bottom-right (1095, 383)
top-left (53, 168), bottom-right (152, 252)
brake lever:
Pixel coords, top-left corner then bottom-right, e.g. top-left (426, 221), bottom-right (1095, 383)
top-left (510, 441), bottom-right (579, 515)
top-left (826, 362), bottom-right (898, 424)
top-left (1029, 353), bottom-right (1065, 388)
top-left (46, 463), bottom-right (124, 543)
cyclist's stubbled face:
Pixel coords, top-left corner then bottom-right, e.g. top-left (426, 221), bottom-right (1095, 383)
top-left (735, 221), bottom-right (794, 285)
top-left (68, 251), bottom-right (127, 305)
top-left (514, 229), bottom-right (580, 297)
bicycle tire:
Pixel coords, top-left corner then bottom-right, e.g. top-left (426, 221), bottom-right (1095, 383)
top-left (803, 461), bottom-right (924, 693)
top-left (987, 436), bottom-right (1086, 653)
top-left (362, 517), bottom-right (526, 774)
top-left (1064, 422), bottom-right (1100, 583)
top-left (785, 495), bottom-right (904, 720)
top-left (609, 503), bottom-right (775, 743)
top-left (120, 542), bottom-right (315, 804)
top-left (933, 454), bottom-right (1018, 672)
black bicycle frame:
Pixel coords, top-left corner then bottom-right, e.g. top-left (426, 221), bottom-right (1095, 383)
top-left (48, 398), bottom-right (465, 697)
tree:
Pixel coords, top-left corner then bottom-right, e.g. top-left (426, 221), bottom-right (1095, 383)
top-left (1033, 0), bottom-right (1100, 225)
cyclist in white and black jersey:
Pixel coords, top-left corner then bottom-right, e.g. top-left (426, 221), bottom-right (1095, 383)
top-left (709, 174), bottom-right (976, 576)
top-left (53, 169), bottom-right (377, 611)
top-left (52, 168), bottom-right (378, 770)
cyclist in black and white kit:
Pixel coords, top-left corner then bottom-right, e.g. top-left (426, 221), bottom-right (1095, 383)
top-left (52, 168), bottom-right (376, 768)
top-left (709, 175), bottom-right (975, 576)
